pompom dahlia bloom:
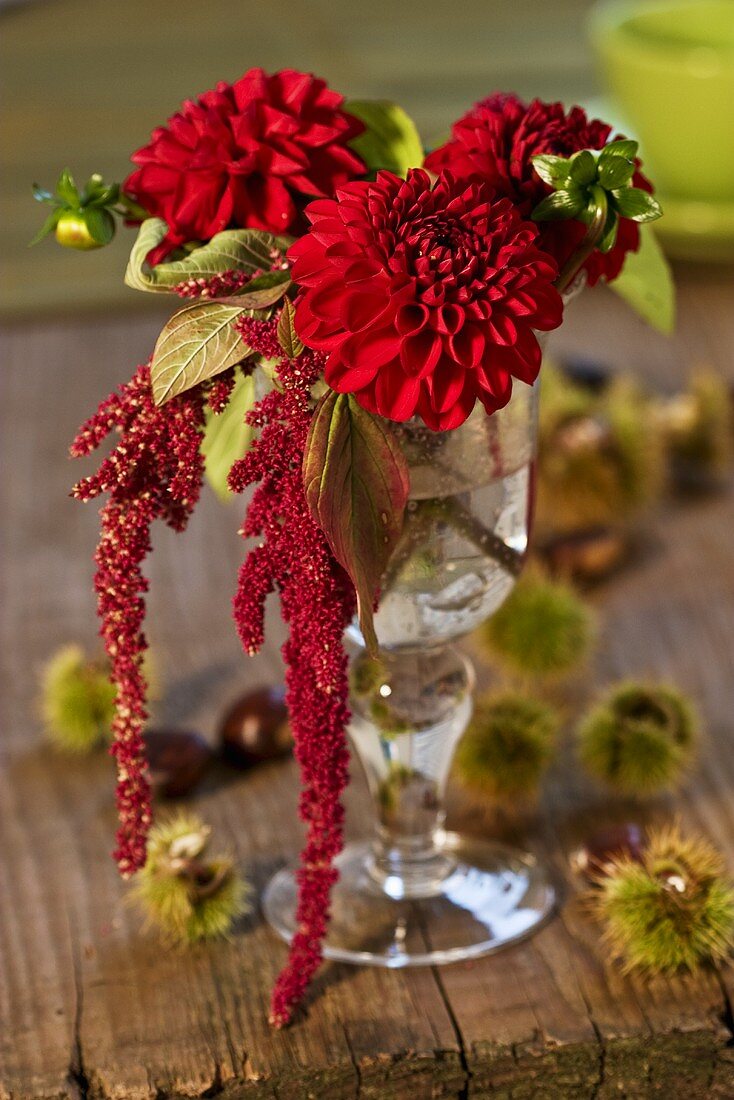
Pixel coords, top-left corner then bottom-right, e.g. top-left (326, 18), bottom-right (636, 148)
top-left (288, 168), bottom-right (563, 430)
top-left (125, 68), bottom-right (366, 263)
top-left (425, 94), bottom-right (652, 286)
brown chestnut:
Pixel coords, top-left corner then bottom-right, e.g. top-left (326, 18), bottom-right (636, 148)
top-left (144, 729), bottom-right (214, 798)
top-left (218, 686), bottom-right (292, 768)
top-left (571, 823), bottom-right (645, 880)
top-left (538, 526), bottom-right (627, 581)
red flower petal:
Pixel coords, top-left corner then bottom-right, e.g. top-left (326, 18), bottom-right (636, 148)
top-left (400, 329), bottom-right (442, 378)
top-left (373, 362), bottom-right (421, 421)
top-left (426, 93), bottom-right (655, 288)
top-left (124, 68), bottom-right (367, 256)
top-left (291, 168), bottom-right (561, 429)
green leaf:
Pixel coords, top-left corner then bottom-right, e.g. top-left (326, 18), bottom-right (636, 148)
top-left (28, 207), bottom-right (62, 246)
top-left (202, 373), bottom-right (257, 499)
top-left (598, 209), bottom-right (619, 254)
top-left (569, 150), bottom-right (597, 186)
top-left (277, 297), bottom-right (304, 359)
top-left (598, 154), bottom-right (635, 190)
top-left (86, 182), bottom-right (120, 208)
top-left (345, 99), bottom-right (424, 177)
top-left (612, 187), bottom-right (663, 223)
top-left (216, 277), bottom-right (291, 310)
top-left (303, 392), bottom-right (410, 655)
top-left (532, 154), bottom-right (571, 188)
top-left (82, 207), bottom-right (116, 245)
top-left (56, 169), bottom-right (79, 207)
top-left (32, 184), bottom-right (55, 204)
top-left (532, 187), bottom-right (586, 222)
top-left (609, 226), bottom-right (675, 335)
top-left (151, 301), bottom-right (251, 404)
top-left (599, 138), bottom-right (638, 163)
top-left (81, 174), bottom-right (106, 204)
top-left (125, 219), bottom-right (289, 293)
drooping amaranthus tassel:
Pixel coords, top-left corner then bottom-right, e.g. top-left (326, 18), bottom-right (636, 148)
top-left (71, 365), bottom-right (205, 874)
top-left (230, 316), bottom-right (355, 1027)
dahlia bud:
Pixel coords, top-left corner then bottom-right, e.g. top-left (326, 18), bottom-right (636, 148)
top-left (31, 168), bottom-right (124, 250)
top-left (55, 209), bottom-right (112, 250)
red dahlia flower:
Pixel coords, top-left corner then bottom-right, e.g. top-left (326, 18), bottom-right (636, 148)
top-left (288, 168), bottom-right (562, 430)
top-left (125, 68), bottom-right (366, 263)
top-left (425, 94), bottom-right (652, 286)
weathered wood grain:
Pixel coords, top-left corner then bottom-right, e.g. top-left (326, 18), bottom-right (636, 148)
top-left (2, 267), bottom-right (734, 1098)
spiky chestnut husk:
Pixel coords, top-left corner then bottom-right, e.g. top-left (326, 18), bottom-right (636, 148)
top-left (40, 645), bottom-right (160, 754)
top-left (480, 571), bottom-right (595, 681)
top-left (536, 364), bottom-right (664, 537)
top-left (590, 823), bottom-right (734, 974)
top-left (578, 682), bottom-right (698, 795)
top-left (455, 692), bottom-right (559, 800)
top-left (40, 644), bottom-right (117, 752)
top-left (130, 813), bottom-right (250, 945)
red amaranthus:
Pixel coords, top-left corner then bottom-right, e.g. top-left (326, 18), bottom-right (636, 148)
top-left (71, 366), bottom-right (206, 874)
top-left (230, 316), bottom-right (355, 1027)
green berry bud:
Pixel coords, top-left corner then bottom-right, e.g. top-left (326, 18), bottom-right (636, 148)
top-left (55, 210), bottom-right (105, 250)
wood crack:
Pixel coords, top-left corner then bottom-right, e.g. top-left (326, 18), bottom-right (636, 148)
top-left (715, 970), bottom-right (734, 1047)
top-left (200, 1061), bottom-right (225, 1098)
top-left (341, 1024), bottom-right (362, 1099)
top-left (429, 965), bottom-right (472, 1099)
top-left (586, 1016), bottom-right (607, 1099)
top-left (67, 942), bottom-right (90, 1100)
top-left (575, 974), bottom-right (606, 1099)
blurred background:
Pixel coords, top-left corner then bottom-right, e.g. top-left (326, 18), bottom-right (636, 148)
top-left (4, 0), bottom-right (731, 318)
top-left (4, 0), bottom-right (734, 320)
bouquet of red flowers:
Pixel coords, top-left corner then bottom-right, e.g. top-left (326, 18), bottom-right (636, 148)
top-left (35, 68), bottom-right (669, 1027)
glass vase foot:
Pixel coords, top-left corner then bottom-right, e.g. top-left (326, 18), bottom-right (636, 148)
top-left (263, 832), bottom-right (555, 967)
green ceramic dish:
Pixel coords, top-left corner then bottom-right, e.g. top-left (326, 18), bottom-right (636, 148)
top-left (590, 0), bottom-right (734, 259)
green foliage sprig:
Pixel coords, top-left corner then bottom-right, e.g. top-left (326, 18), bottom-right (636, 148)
top-left (455, 693), bottom-right (560, 801)
top-left (31, 169), bottom-right (144, 250)
top-left (531, 141), bottom-right (673, 331)
top-left (532, 141), bottom-right (662, 259)
top-left (578, 682), bottom-right (698, 795)
top-left (130, 813), bottom-right (251, 945)
top-left (590, 823), bottom-right (734, 974)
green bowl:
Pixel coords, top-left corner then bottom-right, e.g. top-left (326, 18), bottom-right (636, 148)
top-left (590, 0), bottom-right (734, 204)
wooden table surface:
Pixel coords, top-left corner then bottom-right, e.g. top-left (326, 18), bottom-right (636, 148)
top-left (2, 267), bottom-right (734, 1099)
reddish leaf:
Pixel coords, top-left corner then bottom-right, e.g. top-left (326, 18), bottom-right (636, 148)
top-left (303, 392), bottom-right (410, 654)
top-left (277, 297), bottom-right (304, 360)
